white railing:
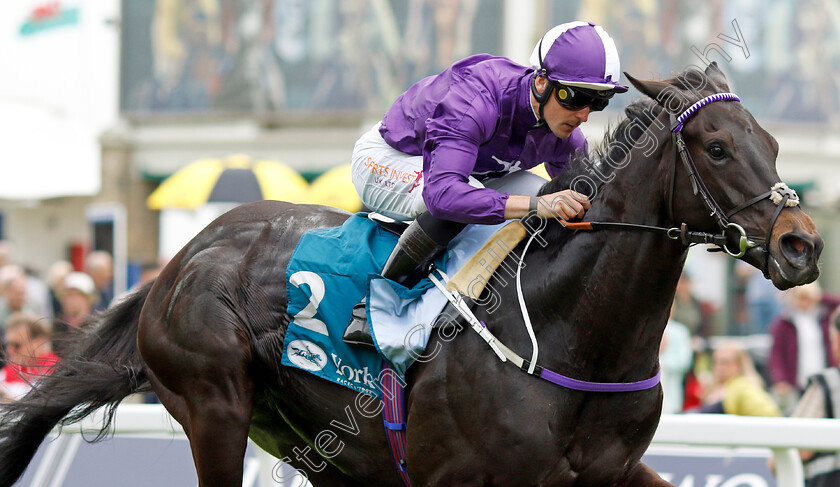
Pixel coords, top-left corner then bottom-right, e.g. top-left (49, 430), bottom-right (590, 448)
top-left (35, 405), bottom-right (840, 487)
top-left (654, 414), bottom-right (840, 487)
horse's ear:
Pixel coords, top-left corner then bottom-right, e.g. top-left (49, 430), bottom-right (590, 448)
top-left (704, 61), bottom-right (731, 92)
top-left (624, 72), bottom-right (673, 102)
top-left (625, 72), bottom-right (696, 113)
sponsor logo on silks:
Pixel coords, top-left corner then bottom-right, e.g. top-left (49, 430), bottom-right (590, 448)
top-left (286, 340), bottom-right (328, 372)
top-left (331, 354), bottom-right (377, 389)
top-left (20, 2), bottom-right (80, 37)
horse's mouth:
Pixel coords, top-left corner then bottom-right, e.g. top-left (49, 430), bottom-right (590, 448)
top-left (766, 232), bottom-right (823, 290)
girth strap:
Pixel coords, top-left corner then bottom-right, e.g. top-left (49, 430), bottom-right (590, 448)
top-left (381, 363), bottom-right (412, 487)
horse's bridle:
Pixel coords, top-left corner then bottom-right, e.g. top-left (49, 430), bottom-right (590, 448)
top-left (667, 93), bottom-right (799, 274)
top-left (565, 92), bottom-right (800, 278)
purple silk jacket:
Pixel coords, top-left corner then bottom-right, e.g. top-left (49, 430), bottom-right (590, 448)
top-left (379, 54), bottom-right (588, 224)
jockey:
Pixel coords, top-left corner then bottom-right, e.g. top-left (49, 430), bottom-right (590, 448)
top-left (344, 21), bottom-right (628, 347)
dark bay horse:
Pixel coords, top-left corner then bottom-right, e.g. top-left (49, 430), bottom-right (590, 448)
top-left (0, 64), bottom-right (823, 486)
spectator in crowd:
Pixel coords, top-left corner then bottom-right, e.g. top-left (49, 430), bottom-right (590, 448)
top-left (0, 241), bottom-right (54, 321)
top-left (769, 282), bottom-right (840, 413)
top-left (84, 251), bottom-right (114, 311)
top-left (0, 312), bottom-right (58, 402)
top-left (52, 272), bottom-right (98, 357)
top-left (698, 340), bottom-right (781, 417)
top-left (22, 267), bottom-right (52, 321)
top-left (681, 355), bottom-right (706, 412)
top-left (736, 260), bottom-right (782, 335)
top-left (660, 313), bottom-right (693, 414)
top-left (671, 273), bottom-right (705, 337)
top-left (788, 306), bottom-right (840, 487)
top-left (0, 266), bottom-right (38, 328)
top-left (0, 265), bottom-right (53, 324)
top-left (45, 260), bottom-right (74, 319)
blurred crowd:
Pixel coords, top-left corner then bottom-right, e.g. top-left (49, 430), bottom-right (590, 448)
top-left (660, 266), bottom-right (840, 484)
top-left (0, 241), bottom-right (164, 403)
top-left (660, 271), bottom-right (840, 417)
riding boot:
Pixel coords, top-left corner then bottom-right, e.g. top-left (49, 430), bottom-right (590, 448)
top-left (343, 213), bottom-right (466, 348)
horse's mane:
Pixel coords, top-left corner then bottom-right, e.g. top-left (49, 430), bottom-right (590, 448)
top-left (538, 98), bottom-right (664, 197)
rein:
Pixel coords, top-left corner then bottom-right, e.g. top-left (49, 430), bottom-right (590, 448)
top-left (426, 92), bottom-right (799, 393)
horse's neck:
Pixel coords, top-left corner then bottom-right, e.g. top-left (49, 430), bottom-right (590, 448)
top-left (514, 121), bottom-right (687, 379)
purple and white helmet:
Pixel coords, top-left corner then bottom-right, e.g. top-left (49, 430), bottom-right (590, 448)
top-left (530, 21), bottom-right (628, 93)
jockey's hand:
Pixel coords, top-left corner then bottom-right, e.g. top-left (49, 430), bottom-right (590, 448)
top-left (537, 190), bottom-right (590, 221)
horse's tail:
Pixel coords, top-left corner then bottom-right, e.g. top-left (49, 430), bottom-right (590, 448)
top-left (0, 282), bottom-right (152, 487)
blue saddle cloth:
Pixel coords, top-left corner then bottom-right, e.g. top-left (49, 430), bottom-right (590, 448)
top-left (281, 213), bottom-right (505, 397)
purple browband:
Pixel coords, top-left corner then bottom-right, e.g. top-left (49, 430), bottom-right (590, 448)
top-left (672, 92), bottom-right (741, 133)
top-left (540, 366), bottom-right (662, 392)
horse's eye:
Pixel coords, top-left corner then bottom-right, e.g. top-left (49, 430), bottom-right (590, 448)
top-left (707, 143), bottom-right (726, 160)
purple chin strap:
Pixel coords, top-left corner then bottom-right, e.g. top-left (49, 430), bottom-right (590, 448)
top-left (672, 93), bottom-right (741, 132)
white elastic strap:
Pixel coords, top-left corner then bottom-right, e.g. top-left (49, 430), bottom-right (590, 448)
top-left (516, 230), bottom-right (541, 374)
top-left (428, 270), bottom-right (508, 363)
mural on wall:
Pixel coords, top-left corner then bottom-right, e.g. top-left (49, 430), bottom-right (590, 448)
top-left (121, 0), bottom-right (840, 126)
top-left (120, 0), bottom-right (501, 115)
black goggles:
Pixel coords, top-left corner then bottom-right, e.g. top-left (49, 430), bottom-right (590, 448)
top-left (553, 84), bottom-right (613, 112)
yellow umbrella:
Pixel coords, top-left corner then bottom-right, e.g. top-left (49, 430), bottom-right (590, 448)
top-left (302, 164), bottom-right (363, 212)
top-left (147, 154), bottom-right (309, 210)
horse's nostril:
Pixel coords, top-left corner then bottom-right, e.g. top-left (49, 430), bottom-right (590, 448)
top-left (790, 238), bottom-right (805, 255)
top-left (779, 234), bottom-right (812, 266)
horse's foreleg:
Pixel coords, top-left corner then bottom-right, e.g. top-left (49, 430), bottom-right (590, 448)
top-left (615, 462), bottom-right (675, 487)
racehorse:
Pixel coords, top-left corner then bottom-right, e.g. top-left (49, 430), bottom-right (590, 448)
top-left (0, 63), bottom-right (822, 487)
